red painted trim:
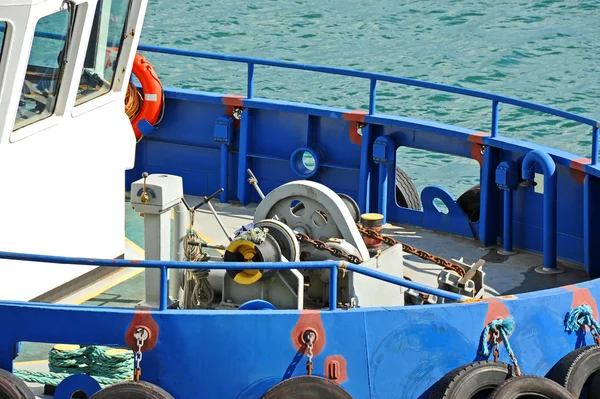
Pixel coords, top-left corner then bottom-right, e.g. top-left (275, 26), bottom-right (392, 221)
top-left (124, 310), bottom-right (159, 352)
top-left (324, 355), bottom-right (348, 384)
top-left (467, 131), bottom-right (490, 144)
top-left (570, 158), bottom-right (591, 185)
top-left (470, 143), bottom-right (483, 167)
top-left (291, 310), bottom-right (326, 356)
top-left (342, 110), bottom-right (367, 122)
top-left (349, 121), bottom-right (362, 145)
top-left (563, 285), bottom-right (599, 328)
top-left (222, 94), bottom-right (245, 107)
top-left (483, 297), bottom-right (513, 342)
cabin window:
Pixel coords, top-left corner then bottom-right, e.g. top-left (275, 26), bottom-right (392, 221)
top-left (13, 8), bottom-right (71, 131)
top-left (75, 0), bottom-right (131, 105)
top-left (0, 22), bottom-right (6, 62)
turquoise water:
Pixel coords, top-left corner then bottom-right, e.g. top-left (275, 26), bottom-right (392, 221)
top-left (139, 0), bottom-right (599, 198)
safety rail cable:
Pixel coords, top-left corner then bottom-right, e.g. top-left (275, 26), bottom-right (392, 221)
top-left (13, 27), bottom-right (599, 162)
top-left (0, 250), bottom-right (470, 309)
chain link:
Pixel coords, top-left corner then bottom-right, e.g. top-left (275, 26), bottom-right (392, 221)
top-left (296, 233), bottom-right (362, 264)
top-left (492, 329), bottom-right (500, 362)
top-left (133, 328), bottom-right (148, 382)
top-left (303, 331), bottom-right (315, 376)
top-left (355, 225), bottom-right (466, 277)
top-left (592, 325), bottom-right (600, 346)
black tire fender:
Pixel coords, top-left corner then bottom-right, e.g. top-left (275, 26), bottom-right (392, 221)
top-left (395, 166), bottom-right (421, 210)
top-left (0, 369), bottom-right (35, 399)
top-left (429, 360), bottom-right (512, 399)
top-left (261, 375), bottom-right (353, 398)
top-left (90, 381), bottom-right (174, 399)
top-left (548, 345), bottom-right (600, 397)
top-left (489, 375), bottom-right (575, 399)
top-left (456, 184), bottom-right (480, 222)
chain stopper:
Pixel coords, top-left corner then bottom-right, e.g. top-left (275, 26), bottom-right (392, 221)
top-left (133, 327), bottom-right (149, 382)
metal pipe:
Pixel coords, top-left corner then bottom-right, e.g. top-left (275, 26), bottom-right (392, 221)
top-left (159, 266), bottom-right (168, 311)
top-left (358, 124), bottom-right (372, 213)
top-left (247, 63), bottom-right (255, 99)
top-left (329, 266), bottom-right (338, 311)
top-left (500, 189), bottom-right (516, 254)
top-left (377, 163), bottom-right (388, 224)
top-left (491, 100), bottom-right (499, 138)
top-left (220, 143), bottom-right (229, 203)
top-left (592, 126), bottom-right (598, 166)
top-left (206, 200), bottom-right (233, 242)
top-left (170, 202), bottom-right (187, 302)
top-left (369, 79), bottom-right (377, 115)
top-left (521, 150), bottom-right (561, 273)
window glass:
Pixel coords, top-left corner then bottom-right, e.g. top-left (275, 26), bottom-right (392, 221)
top-left (76, 0), bottom-right (130, 105)
top-left (0, 22), bottom-right (6, 63)
top-left (14, 9), bottom-right (70, 130)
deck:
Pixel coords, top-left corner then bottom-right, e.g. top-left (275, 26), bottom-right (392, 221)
top-left (15, 195), bottom-right (589, 397)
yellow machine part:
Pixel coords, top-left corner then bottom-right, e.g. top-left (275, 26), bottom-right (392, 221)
top-left (226, 240), bottom-right (264, 285)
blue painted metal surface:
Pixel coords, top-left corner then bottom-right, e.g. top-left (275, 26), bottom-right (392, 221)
top-left (521, 150), bottom-right (558, 270)
top-left (496, 161), bottom-right (519, 253)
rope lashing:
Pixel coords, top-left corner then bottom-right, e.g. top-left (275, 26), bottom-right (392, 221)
top-left (565, 304), bottom-right (600, 345)
top-left (14, 345), bottom-right (133, 387)
top-left (479, 317), bottom-right (516, 358)
top-left (181, 211), bottom-right (213, 309)
top-left (565, 304), bottom-right (600, 333)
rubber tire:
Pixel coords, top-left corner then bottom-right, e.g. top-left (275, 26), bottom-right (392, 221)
top-left (90, 381), bottom-right (174, 399)
top-left (429, 360), bottom-right (512, 399)
top-left (456, 184), bottom-right (480, 222)
top-left (0, 369), bottom-right (35, 399)
top-left (489, 375), bottom-right (575, 399)
top-left (395, 166), bottom-right (421, 210)
top-left (261, 375), bottom-right (353, 399)
top-left (548, 345), bottom-right (600, 398)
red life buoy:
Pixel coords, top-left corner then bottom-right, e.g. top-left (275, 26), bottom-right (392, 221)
top-left (130, 53), bottom-right (163, 139)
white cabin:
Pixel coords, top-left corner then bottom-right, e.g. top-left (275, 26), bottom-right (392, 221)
top-left (0, 0), bottom-right (147, 301)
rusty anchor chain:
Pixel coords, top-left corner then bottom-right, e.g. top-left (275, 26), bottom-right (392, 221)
top-left (295, 233), bottom-right (362, 264)
top-left (355, 224), bottom-right (466, 277)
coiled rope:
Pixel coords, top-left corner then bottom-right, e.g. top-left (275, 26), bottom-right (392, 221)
top-left (181, 211), bottom-right (214, 309)
top-left (14, 345), bottom-right (133, 387)
top-left (125, 81), bottom-right (142, 122)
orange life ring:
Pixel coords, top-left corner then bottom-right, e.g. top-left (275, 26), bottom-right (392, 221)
top-left (130, 53), bottom-right (163, 139)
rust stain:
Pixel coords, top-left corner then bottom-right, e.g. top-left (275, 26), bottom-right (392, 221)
top-left (291, 310), bottom-right (326, 356)
top-left (467, 131), bottom-right (490, 144)
top-left (563, 285), bottom-right (599, 329)
top-left (324, 355), bottom-right (347, 384)
top-left (130, 260), bottom-right (141, 264)
top-left (124, 310), bottom-right (159, 352)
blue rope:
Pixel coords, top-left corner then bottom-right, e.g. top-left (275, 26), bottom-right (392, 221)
top-left (479, 317), bottom-right (516, 358)
top-left (565, 304), bottom-right (600, 334)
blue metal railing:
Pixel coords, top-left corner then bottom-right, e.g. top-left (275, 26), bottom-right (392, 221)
top-left (0, 250), bottom-right (470, 309)
top-left (136, 44), bottom-right (600, 165)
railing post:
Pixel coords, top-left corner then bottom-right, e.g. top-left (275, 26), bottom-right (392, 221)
top-left (495, 161), bottom-right (519, 256)
top-left (329, 265), bottom-right (338, 310)
top-left (247, 63), bottom-right (255, 99)
top-left (491, 100), bottom-right (499, 138)
top-left (592, 126), bottom-right (599, 166)
top-left (160, 265), bottom-right (169, 310)
top-left (369, 79), bottom-right (377, 115)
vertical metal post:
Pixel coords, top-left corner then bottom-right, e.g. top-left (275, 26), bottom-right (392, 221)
top-left (220, 142), bottom-right (229, 203)
top-left (498, 190), bottom-right (517, 255)
top-left (143, 212), bottom-right (171, 308)
top-left (521, 150), bottom-right (562, 274)
top-left (377, 163), bottom-right (389, 224)
top-left (170, 202), bottom-right (187, 301)
top-left (329, 265), bottom-right (338, 311)
top-left (369, 79), bottom-right (377, 115)
top-left (592, 126), bottom-right (598, 166)
top-left (491, 100), bottom-right (499, 138)
top-left (358, 125), bottom-right (372, 213)
top-left (159, 266), bottom-right (168, 311)
top-left (237, 109), bottom-right (251, 205)
top-left (247, 63), bottom-right (255, 99)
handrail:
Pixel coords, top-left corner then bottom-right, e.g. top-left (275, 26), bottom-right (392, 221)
top-left (136, 44), bottom-right (599, 164)
top-left (11, 27), bottom-right (599, 162)
top-left (0, 250), bottom-right (470, 309)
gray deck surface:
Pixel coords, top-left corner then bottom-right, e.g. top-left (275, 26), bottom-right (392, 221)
top-left (15, 196), bottom-right (589, 396)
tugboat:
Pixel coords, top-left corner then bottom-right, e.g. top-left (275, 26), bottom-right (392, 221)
top-left (0, 1), bottom-right (598, 398)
